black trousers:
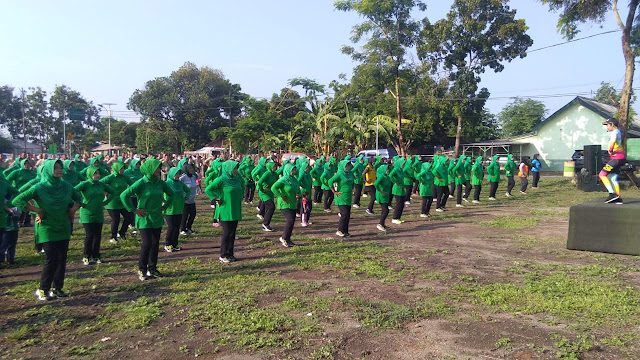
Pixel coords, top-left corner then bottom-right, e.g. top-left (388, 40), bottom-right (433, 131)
top-left (456, 184), bottom-right (463, 204)
top-left (463, 180), bottom-right (471, 199)
top-left (0, 229), bottom-right (17, 263)
top-left (20, 211), bottom-right (32, 226)
top-left (338, 205), bottom-right (351, 234)
top-left (40, 240), bottom-right (69, 291)
top-left (450, 183), bottom-right (456, 198)
top-left (313, 185), bottom-right (323, 204)
top-left (506, 176), bottom-right (515, 194)
top-left (82, 222), bottom-right (103, 259)
top-left (392, 195), bottom-right (405, 220)
top-left (164, 214), bottom-right (181, 247)
top-left (532, 172), bottom-right (540, 187)
top-left (139, 228), bottom-right (161, 273)
top-left (520, 177), bottom-right (528, 192)
top-left (379, 203), bottom-right (389, 227)
top-left (364, 186), bottom-right (376, 212)
top-left (323, 190), bottom-right (334, 210)
top-left (107, 208), bottom-right (131, 239)
top-left (181, 203), bottom-right (196, 231)
top-left (436, 186), bottom-right (449, 209)
top-left (244, 182), bottom-right (255, 202)
top-left (405, 185), bottom-right (413, 201)
top-left (257, 200), bottom-right (265, 215)
top-left (281, 209), bottom-right (296, 241)
top-left (489, 182), bottom-right (499, 198)
top-left (220, 220), bottom-right (238, 258)
top-left (263, 199), bottom-right (275, 226)
top-left (421, 196), bottom-right (433, 215)
top-left (353, 184), bottom-right (363, 206)
top-left (474, 184), bottom-right (482, 201)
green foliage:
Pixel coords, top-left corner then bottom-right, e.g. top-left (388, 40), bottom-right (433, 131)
top-left (499, 97), bottom-right (548, 137)
top-left (479, 215), bottom-right (539, 229)
top-left (127, 62), bottom-right (246, 153)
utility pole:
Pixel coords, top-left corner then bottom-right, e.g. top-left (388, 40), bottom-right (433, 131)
top-left (228, 89), bottom-right (232, 156)
top-left (101, 103), bottom-right (116, 156)
top-left (20, 88), bottom-right (26, 154)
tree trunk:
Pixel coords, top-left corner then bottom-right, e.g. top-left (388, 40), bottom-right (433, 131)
top-left (454, 113), bottom-right (463, 157)
top-left (395, 75), bottom-right (406, 157)
top-left (613, 0), bottom-right (639, 148)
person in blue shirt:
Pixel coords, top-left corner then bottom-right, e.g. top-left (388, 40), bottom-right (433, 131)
top-left (531, 154), bottom-right (541, 189)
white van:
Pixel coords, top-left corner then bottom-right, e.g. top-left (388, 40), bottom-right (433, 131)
top-left (356, 148), bottom-right (398, 160)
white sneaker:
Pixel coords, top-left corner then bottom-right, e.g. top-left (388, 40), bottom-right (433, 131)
top-left (391, 219), bottom-right (402, 224)
top-left (219, 257), bottom-right (231, 264)
top-left (164, 245), bottom-right (173, 253)
top-left (180, 231), bottom-right (188, 235)
top-left (420, 213), bottom-right (429, 218)
top-left (404, 201), bottom-right (411, 205)
top-left (352, 204), bottom-right (360, 208)
top-left (376, 224), bottom-right (386, 232)
top-left (436, 208), bottom-right (444, 213)
top-left (235, 234), bottom-right (239, 240)
top-left (505, 192), bottom-right (511, 197)
top-left (301, 222), bottom-right (309, 227)
top-left (336, 231), bottom-right (345, 237)
top-left (365, 209), bottom-right (374, 215)
top-left (255, 206), bottom-right (260, 211)
top-left (456, 204), bottom-right (464, 208)
top-left (295, 213), bottom-right (301, 218)
top-left (256, 214), bottom-right (264, 220)
top-left (472, 200), bottom-right (480, 204)
top-left (448, 195), bottom-right (454, 199)
top-left (463, 198), bottom-right (469, 203)
top-left (488, 197), bottom-right (496, 201)
top-left (338, 213), bottom-right (341, 218)
top-left (109, 238), bottom-right (117, 244)
top-left (279, 237), bottom-right (289, 247)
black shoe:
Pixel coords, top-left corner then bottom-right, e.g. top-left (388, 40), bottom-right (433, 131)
top-left (147, 269), bottom-right (163, 278)
top-left (228, 256), bottom-right (237, 262)
top-left (615, 197), bottom-right (624, 205)
top-left (605, 193), bottom-right (620, 203)
top-left (50, 289), bottom-right (69, 298)
top-left (262, 224), bottom-right (274, 232)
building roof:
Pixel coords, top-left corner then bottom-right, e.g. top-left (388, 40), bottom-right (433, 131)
top-left (529, 96), bottom-right (640, 137)
top-left (91, 144), bottom-right (121, 152)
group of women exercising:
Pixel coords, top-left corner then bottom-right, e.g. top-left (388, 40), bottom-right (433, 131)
top-left (0, 152), bottom-right (539, 301)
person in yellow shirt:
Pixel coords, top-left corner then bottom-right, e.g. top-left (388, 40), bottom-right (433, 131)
top-left (363, 158), bottom-right (377, 215)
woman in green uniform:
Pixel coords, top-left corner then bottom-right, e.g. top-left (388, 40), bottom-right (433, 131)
top-left (13, 160), bottom-right (82, 300)
top-left (205, 160), bottom-right (243, 263)
top-left (164, 167), bottom-right (190, 252)
top-left (256, 161), bottom-right (278, 231)
top-left (75, 167), bottom-right (115, 265)
top-left (101, 162), bottom-right (133, 243)
top-left (374, 164), bottom-right (391, 231)
top-left (121, 158), bottom-right (174, 280)
top-left (271, 163), bottom-right (300, 246)
top-left (329, 159), bottom-right (355, 237)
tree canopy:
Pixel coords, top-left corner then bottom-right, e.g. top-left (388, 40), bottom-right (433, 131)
top-left (499, 97), bottom-right (548, 137)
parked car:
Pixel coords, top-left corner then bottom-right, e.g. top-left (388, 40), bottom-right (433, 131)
top-left (572, 149), bottom-right (610, 173)
top-left (281, 153), bottom-right (307, 162)
top-left (355, 148), bottom-right (398, 161)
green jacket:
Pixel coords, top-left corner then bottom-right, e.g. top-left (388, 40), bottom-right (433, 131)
top-left (256, 162), bottom-right (278, 201)
top-left (320, 161), bottom-right (336, 191)
top-left (6, 159), bottom-right (36, 191)
top-left (487, 155), bottom-right (501, 183)
top-left (0, 180), bottom-right (18, 228)
top-left (403, 157), bottom-right (415, 186)
top-left (352, 156), bottom-right (365, 185)
top-left (205, 160), bottom-right (243, 222)
top-left (504, 154), bottom-right (516, 177)
top-left (205, 160), bottom-right (223, 186)
top-left (62, 160), bottom-right (80, 187)
top-left (124, 159), bottom-right (143, 184)
top-left (250, 157), bottom-right (267, 182)
top-left (389, 158), bottom-right (405, 196)
top-left (271, 163), bottom-right (301, 210)
top-left (472, 156), bottom-right (484, 186)
top-left (463, 157), bottom-right (472, 183)
top-left (447, 159), bottom-right (457, 184)
top-left (164, 167), bottom-right (191, 215)
top-left (329, 159), bottom-right (355, 206)
top-left (297, 161), bottom-right (313, 195)
top-left (311, 156), bottom-right (324, 186)
top-left (13, 160), bottom-right (82, 243)
top-left (453, 156), bottom-right (466, 186)
top-left (120, 158), bottom-right (174, 229)
top-left (73, 154), bottom-right (87, 173)
top-left (74, 167), bottom-right (115, 223)
top-left (416, 162), bottom-right (434, 197)
top-left (373, 165), bottom-right (391, 204)
top-left (101, 162), bottom-right (133, 210)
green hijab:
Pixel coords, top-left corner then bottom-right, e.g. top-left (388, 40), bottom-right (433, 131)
top-left (140, 158), bottom-right (161, 182)
top-left (37, 160), bottom-right (72, 206)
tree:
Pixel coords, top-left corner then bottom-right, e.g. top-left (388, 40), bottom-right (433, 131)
top-left (0, 86), bottom-right (21, 132)
top-left (335, 0), bottom-right (427, 156)
top-left (49, 85), bottom-right (102, 151)
top-left (499, 97), bottom-right (548, 137)
top-left (541, 0), bottom-right (639, 144)
top-left (128, 62), bottom-right (245, 153)
top-left (418, 0), bottom-right (533, 155)
top-left (593, 81), bottom-right (637, 109)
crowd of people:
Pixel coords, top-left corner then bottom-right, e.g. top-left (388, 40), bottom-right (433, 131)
top-left (0, 150), bottom-right (543, 301)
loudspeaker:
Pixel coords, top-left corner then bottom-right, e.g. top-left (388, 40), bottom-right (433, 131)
top-left (583, 145), bottom-right (601, 175)
top-left (577, 168), bottom-right (606, 192)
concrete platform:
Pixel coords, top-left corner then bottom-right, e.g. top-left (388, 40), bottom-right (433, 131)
top-left (567, 197), bottom-right (640, 256)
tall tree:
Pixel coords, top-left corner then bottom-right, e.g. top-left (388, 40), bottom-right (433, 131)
top-left (541, 0), bottom-right (639, 144)
top-left (418, 0), bottom-right (533, 155)
top-left (499, 97), bottom-right (548, 137)
top-left (335, 0), bottom-right (427, 156)
top-left (593, 81), bottom-right (636, 109)
top-left (0, 86), bottom-right (21, 132)
top-left (49, 85), bottom-right (102, 152)
top-left (128, 62), bottom-right (245, 153)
